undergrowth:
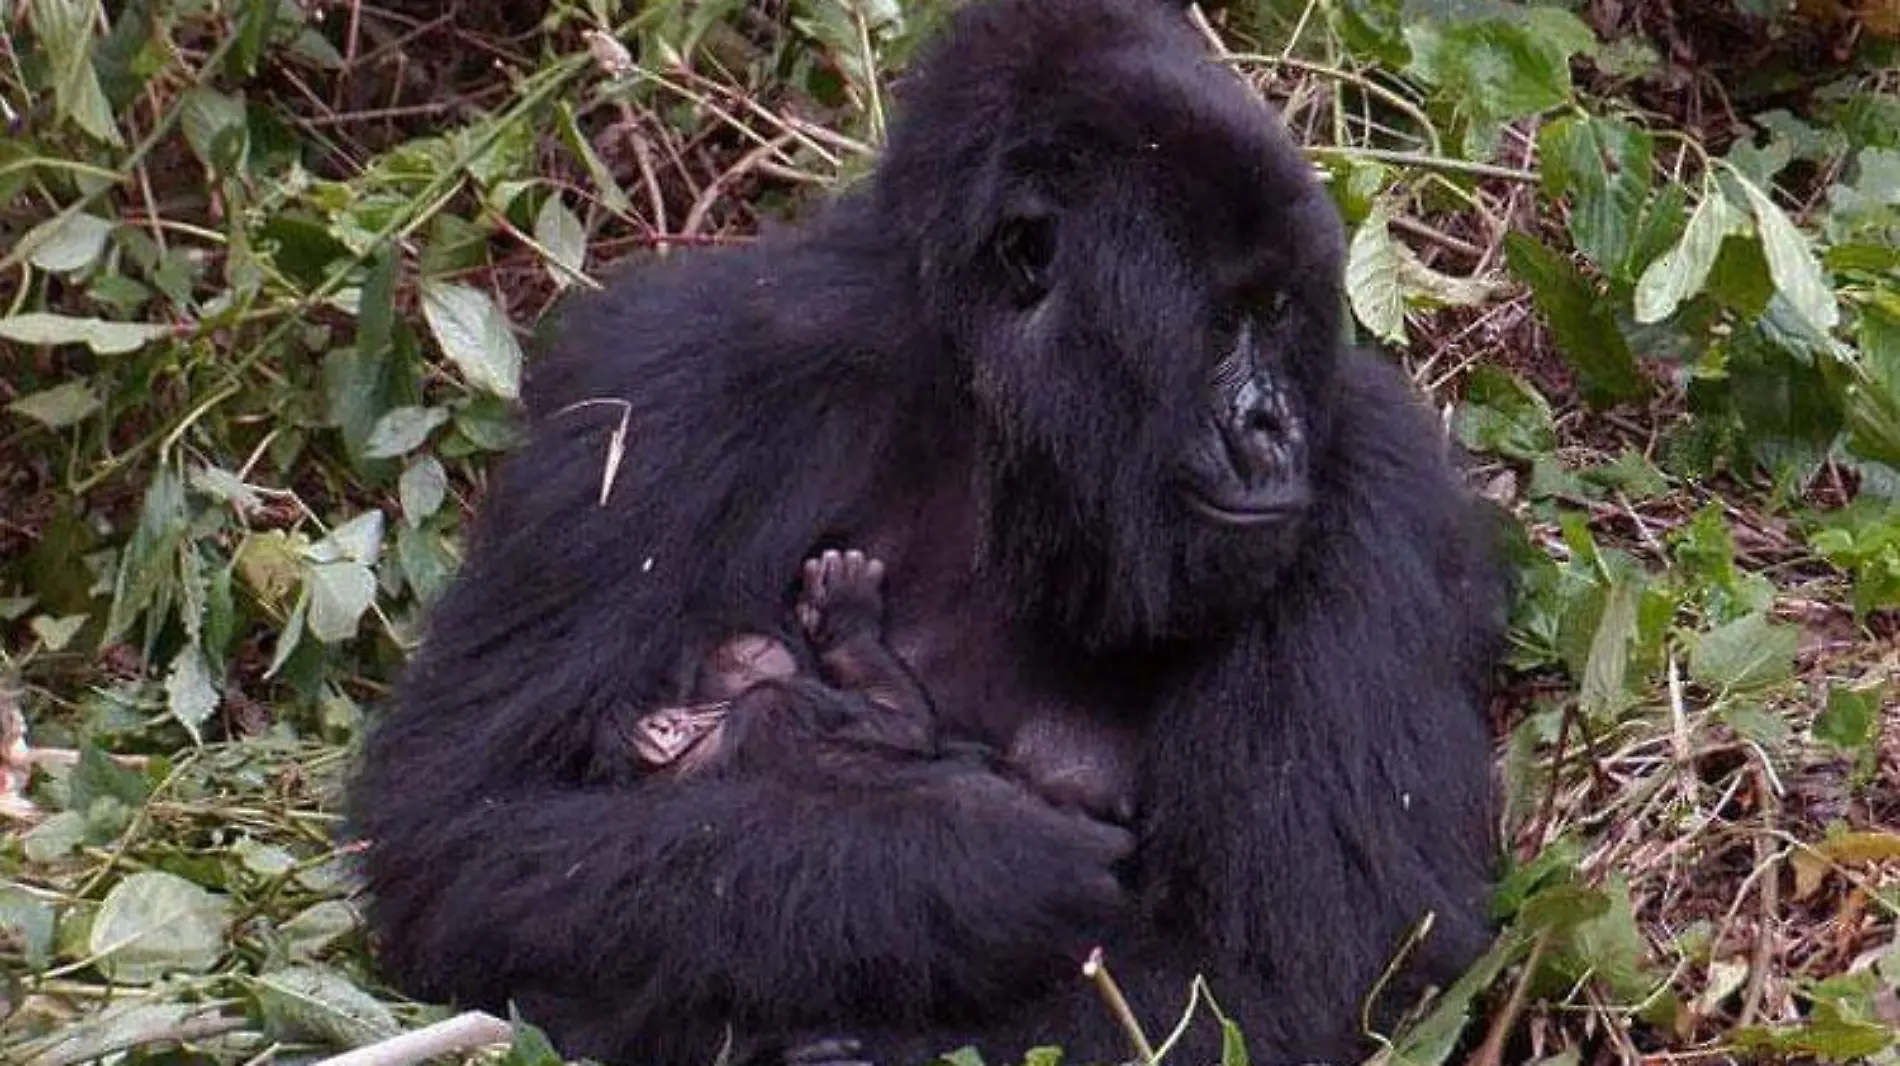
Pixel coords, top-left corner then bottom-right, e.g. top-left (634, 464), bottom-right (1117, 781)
top-left (2, 1), bottom-right (1897, 1064)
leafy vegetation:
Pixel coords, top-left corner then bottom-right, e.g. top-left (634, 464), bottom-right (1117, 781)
top-left (2, 0), bottom-right (1896, 1063)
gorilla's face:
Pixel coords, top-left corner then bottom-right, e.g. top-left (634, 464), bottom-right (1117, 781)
top-left (880, 8), bottom-right (1347, 639)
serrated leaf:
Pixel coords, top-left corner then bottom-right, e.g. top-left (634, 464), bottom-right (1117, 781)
top-left (1689, 612), bottom-right (1800, 692)
top-left (89, 871), bottom-right (231, 984)
top-left (1346, 207), bottom-right (1406, 344)
top-left (20, 212), bottom-right (114, 273)
top-left (1635, 189), bottom-right (1742, 323)
top-left (420, 281), bottom-right (524, 399)
top-left (1504, 234), bottom-right (1648, 407)
top-left (0, 312), bottom-right (173, 354)
top-left (364, 405), bottom-right (450, 459)
top-left (535, 194), bottom-right (588, 287)
top-left (164, 645), bottom-right (219, 743)
top-left (254, 965), bottom-right (401, 1048)
top-left (304, 561), bottom-right (376, 643)
top-left (1734, 174), bottom-right (1840, 334)
top-left (399, 457), bottom-right (448, 526)
top-left (1540, 116), bottom-right (1654, 280)
top-left (8, 379), bottom-right (101, 428)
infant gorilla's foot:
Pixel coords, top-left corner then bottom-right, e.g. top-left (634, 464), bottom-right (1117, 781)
top-left (796, 549), bottom-right (886, 650)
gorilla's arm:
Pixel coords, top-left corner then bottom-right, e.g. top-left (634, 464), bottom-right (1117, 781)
top-left (349, 228), bottom-right (1126, 1057)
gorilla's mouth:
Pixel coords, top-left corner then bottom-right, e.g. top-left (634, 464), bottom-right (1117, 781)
top-left (1179, 368), bottom-right (1310, 527)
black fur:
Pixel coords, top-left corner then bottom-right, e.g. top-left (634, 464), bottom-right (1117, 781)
top-left (348, 1), bottom-right (1507, 1063)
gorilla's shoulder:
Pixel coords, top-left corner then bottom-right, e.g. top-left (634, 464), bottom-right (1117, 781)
top-left (520, 203), bottom-right (914, 419)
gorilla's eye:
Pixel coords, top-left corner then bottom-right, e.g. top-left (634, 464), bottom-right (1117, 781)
top-left (996, 214), bottom-right (1057, 305)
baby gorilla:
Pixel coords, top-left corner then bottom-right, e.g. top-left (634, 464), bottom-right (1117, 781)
top-left (623, 550), bottom-right (1137, 824)
top-left (624, 549), bottom-right (937, 778)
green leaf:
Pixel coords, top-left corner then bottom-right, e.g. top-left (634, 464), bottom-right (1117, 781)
top-left (397, 524), bottom-right (459, 605)
top-left (1635, 188), bottom-right (1743, 323)
top-left (535, 193), bottom-right (588, 287)
top-left (399, 456), bottom-right (449, 526)
top-left (1580, 579), bottom-right (1640, 717)
top-left (1346, 207), bottom-right (1406, 344)
top-left (163, 645), bottom-right (219, 744)
top-left (33, 0), bottom-right (124, 145)
top-left (1504, 235), bottom-right (1648, 406)
top-left (0, 312), bottom-right (172, 355)
top-left (1540, 116), bottom-right (1654, 280)
top-left (364, 405), bottom-right (450, 459)
top-left (1734, 174), bottom-right (1840, 335)
top-left (1404, 13), bottom-right (1585, 121)
top-left (8, 379), bottom-right (102, 428)
top-left (420, 281), bottom-right (525, 399)
top-left (1454, 365), bottom-right (1556, 460)
top-left (254, 965), bottom-right (402, 1048)
top-left (281, 900), bottom-right (362, 959)
top-left (89, 872), bottom-right (232, 984)
top-left (19, 211), bottom-right (114, 273)
top-left (312, 510), bottom-right (385, 566)
top-left (179, 87), bottom-right (249, 174)
top-left (304, 561), bottom-right (376, 643)
top-left (1688, 612), bottom-right (1800, 692)
top-left (1814, 685), bottom-right (1880, 752)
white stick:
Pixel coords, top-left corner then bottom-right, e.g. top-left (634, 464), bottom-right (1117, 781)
top-left (313, 1012), bottom-right (516, 1066)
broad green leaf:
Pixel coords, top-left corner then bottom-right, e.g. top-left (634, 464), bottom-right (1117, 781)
top-left (312, 510), bottom-right (385, 566)
top-left (8, 379), bottom-right (102, 428)
top-left (89, 871), bottom-right (231, 984)
top-left (234, 838), bottom-right (298, 878)
top-left (180, 87), bottom-right (248, 174)
top-left (364, 405), bottom-right (450, 459)
top-left (32, 0), bottom-right (124, 145)
top-left (254, 965), bottom-right (401, 1048)
top-left (1734, 174), bottom-right (1840, 334)
top-left (535, 193), bottom-right (588, 287)
top-left (304, 561), bottom-right (376, 643)
top-left (1814, 685), bottom-right (1880, 752)
top-left (19, 212), bottom-right (114, 273)
top-left (1580, 579), bottom-right (1639, 717)
top-left (399, 456), bottom-right (449, 526)
top-left (397, 524), bottom-right (459, 605)
top-left (1635, 189), bottom-right (1743, 323)
top-left (0, 312), bottom-right (172, 355)
top-left (1504, 235), bottom-right (1647, 406)
top-left (163, 645), bottom-right (219, 744)
top-left (1540, 116), bottom-right (1654, 280)
top-left (280, 901), bottom-right (361, 958)
top-left (421, 281), bottom-right (524, 399)
top-left (1454, 365), bottom-right (1556, 461)
top-left (1689, 612), bottom-right (1799, 692)
top-left (1346, 207), bottom-right (1406, 344)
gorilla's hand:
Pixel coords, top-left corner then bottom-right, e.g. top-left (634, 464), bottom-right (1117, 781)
top-left (923, 764), bottom-right (1134, 919)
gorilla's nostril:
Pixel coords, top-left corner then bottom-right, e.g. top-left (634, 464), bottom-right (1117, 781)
top-left (1244, 408), bottom-right (1280, 437)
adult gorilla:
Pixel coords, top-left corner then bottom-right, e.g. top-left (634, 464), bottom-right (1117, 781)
top-left (348, 1), bottom-right (1508, 1063)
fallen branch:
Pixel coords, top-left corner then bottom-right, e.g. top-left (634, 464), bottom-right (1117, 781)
top-left (312, 1012), bottom-right (515, 1066)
